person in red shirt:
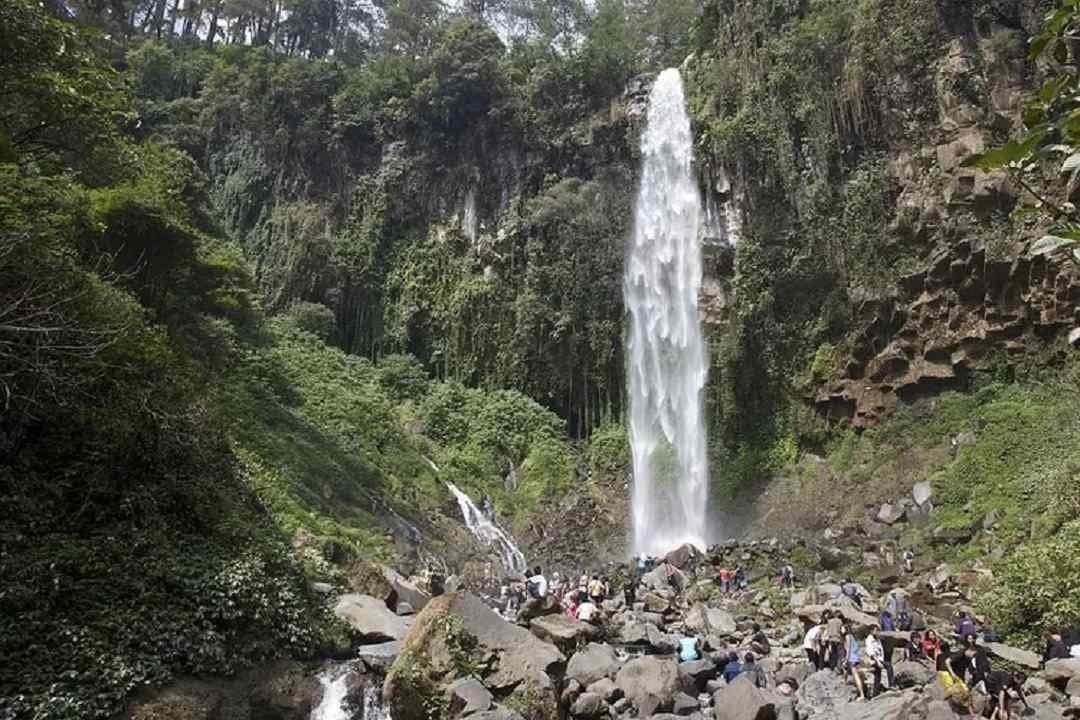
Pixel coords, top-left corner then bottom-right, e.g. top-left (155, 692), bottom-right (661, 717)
top-left (922, 629), bottom-right (943, 664)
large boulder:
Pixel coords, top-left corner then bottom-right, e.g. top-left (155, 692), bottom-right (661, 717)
top-left (985, 642), bottom-right (1041, 669)
top-left (567, 643), bottom-right (621, 686)
top-left (713, 677), bottom-right (779, 720)
top-left (678, 658), bottom-right (718, 694)
top-left (616, 656), bottom-right (680, 717)
top-left (517, 594), bottom-right (561, 622)
top-left (1044, 658), bottom-right (1080, 682)
top-left (334, 594), bottom-right (413, 642)
top-left (620, 619), bottom-right (651, 645)
top-left (684, 603), bottom-right (712, 634)
top-left (876, 503), bottom-right (906, 525)
top-left (529, 614), bottom-right (597, 653)
top-left (834, 689), bottom-right (928, 720)
top-left (893, 660), bottom-right (935, 688)
top-left (384, 593), bottom-right (563, 720)
top-left (382, 566), bottom-right (432, 614)
top-left (446, 677), bottom-right (492, 716)
top-left (665, 543), bottom-right (700, 569)
top-left (356, 641), bottom-right (402, 671)
top-left (570, 692), bottom-right (604, 718)
top-left (705, 608), bottom-right (737, 636)
top-left (641, 564), bottom-right (687, 593)
top-left (647, 624), bottom-right (678, 654)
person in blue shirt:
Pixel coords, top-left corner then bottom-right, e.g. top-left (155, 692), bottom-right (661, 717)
top-left (678, 636), bottom-right (702, 662)
top-left (721, 652), bottom-right (742, 683)
top-left (879, 610), bottom-right (895, 632)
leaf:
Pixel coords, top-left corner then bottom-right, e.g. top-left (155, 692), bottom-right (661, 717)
top-left (1030, 235), bottom-right (1079, 257)
top-left (962, 129), bottom-right (1049, 170)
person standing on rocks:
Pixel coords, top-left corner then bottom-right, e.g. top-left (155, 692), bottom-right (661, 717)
top-left (865, 624), bottom-right (894, 698)
top-left (843, 625), bottom-right (867, 701)
top-left (803, 621), bottom-right (825, 671)
top-left (528, 566), bottom-right (548, 598)
top-left (588, 574), bottom-right (605, 603)
top-left (825, 610), bottom-right (844, 671)
top-left (903, 549), bottom-right (915, 573)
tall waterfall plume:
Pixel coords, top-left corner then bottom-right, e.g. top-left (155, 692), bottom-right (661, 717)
top-left (624, 68), bottom-right (710, 556)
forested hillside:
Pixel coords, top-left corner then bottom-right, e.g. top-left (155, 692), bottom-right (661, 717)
top-left (6, 0), bottom-right (1080, 717)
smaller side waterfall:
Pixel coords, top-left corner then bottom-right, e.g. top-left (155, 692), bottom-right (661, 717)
top-left (446, 482), bottom-right (527, 574)
top-left (310, 665), bottom-right (392, 720)
top-left (311, 666), bottom-right (351, 720)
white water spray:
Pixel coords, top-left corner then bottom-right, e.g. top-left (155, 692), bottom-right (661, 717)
top-left (625, 68), bottom-right (710, 556)
top-left (445, 482), bottom-right (527, 574)
top-left (310, 666), bottom-right (391, 720)
top-left (311, 665), bottom-right (351, 720)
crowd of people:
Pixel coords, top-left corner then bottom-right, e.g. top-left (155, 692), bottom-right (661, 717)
top-left (797, 605), bottom-right (1054, 718)
top-left (496, 565), bottom-right (619, 626)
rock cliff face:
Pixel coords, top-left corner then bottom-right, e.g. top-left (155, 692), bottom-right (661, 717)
top-left (817, 243), bottom-right (1080, 426)
top-left (809, 32), bottom-right (1080, 426)
top-left (688, 4), bottom-right (1080, 432)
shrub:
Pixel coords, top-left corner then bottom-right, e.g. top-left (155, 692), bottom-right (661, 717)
top-left (284, 300), bottom-right (336, 341)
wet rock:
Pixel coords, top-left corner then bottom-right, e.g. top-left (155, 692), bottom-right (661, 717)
top-left (616, 656), bottom-right (679, 717)
top-left (334, 594), bottom-right (414, 642)
top-left (666, 543), bottom-right (700, 569)
top-left (567, 643), bottom-right (621, 686)
top-left (447, 677), bottom-right (493, 716)
top-left (356, 641), bottom-right (402, 671)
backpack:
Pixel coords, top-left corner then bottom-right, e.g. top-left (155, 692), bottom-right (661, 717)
top-left (527, 580), bottom-right (540, 599)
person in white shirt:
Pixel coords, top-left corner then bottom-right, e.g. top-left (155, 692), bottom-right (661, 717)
top-left (865, 625), bottom-right (894, 698)
top-left (528, 566), bottom-right (548, 598)
top-left (803, 623), bottom-right (825, 670)
top-left (576, 599), bottom-right (599, 624)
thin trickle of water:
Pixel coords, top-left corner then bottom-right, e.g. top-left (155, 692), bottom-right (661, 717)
top-left (624, 68), bottom-right (710, 556)
top-left (445, 482), bottom-right (527, 574)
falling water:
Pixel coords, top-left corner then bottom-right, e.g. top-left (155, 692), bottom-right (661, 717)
top-left (624, 68), bottom-right (710, 556)
top-left (310, 665), bottom-right (391, 720)
top-left (311, 665), bottom-right (351, 720)
top-left (445, 482), bottom-right (527, 574)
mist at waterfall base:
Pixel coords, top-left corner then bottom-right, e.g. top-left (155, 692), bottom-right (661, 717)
top-left (624, 68), bottom-right (711, 557)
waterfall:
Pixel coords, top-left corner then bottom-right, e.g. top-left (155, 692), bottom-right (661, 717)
top-left (624, 68), bottom-right (710, 556)
top-left (445, 482), bottom-right (527, 574)
top-left (311, 665), bottom-right (351, 720)
top-left (310, 665), bottom-right (391, 720)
